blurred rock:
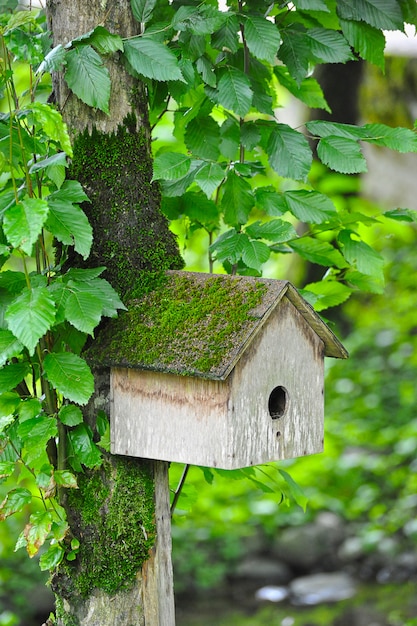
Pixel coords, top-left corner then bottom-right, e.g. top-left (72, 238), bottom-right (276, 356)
top-left (234, 556), bottom-right (293, 586)
top-left (289, 572), bottom-right (356, 606)
top-left (254, 585), bottom-right (289, 603)
top-left (273, 513), bottom-right (345, 571)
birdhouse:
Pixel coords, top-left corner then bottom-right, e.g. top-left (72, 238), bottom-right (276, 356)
top-left (89, 271), bottom-right (347, 470)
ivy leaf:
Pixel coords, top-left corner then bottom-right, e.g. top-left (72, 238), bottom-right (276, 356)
top-left (124, 36), bottom-right (184, 82)
top-left (336, 0), bottom-right (404, 31)
top-left (43, 353), bottom-right (94, 405)
top-left (0, 329), bottom-right (23, 367)
top-left (221, 171), bottom-right (254, 227)
top-left (67, 423), bottom-right (102, 468)
top-left (58, 404), bottom-right (83, 427)
top-left (131, 0), bottom-right (157, 23)
top-left (39, 543), bottom-right (64, 571)
top-left (241, 239), bottom-right (270, 272)
top-left (152, 152), bottom-right (191, 181)
top-left (6, 287), bottom-right (55, 355)
top-left (317, 136), bottom-right (367, 174)
top-left (306, 28), bottom-right (354, 63)
top-left (267, 124), bottom-right (312, 182)
top-left (0, 488), bottom-right (32, 521)
top-left (216, 67), bottom-right (253, 118)
top-left (0, 363), bottom-right (30, 395)
top-left (246, 219), bottom-right (297, 243)
top-left (244, 16), bottom-right (282, 63)
top-left (4, 197), bottom-right (49, 255)
top-left (194, 162), bottom-right (225, 198)
top-left (340, 18), bottom-right (385, 69)
top-left (283, 190), bottom-right (338, 224)
top-left (24, 510), bottom-right (53, 557)
top-left (289, 237), bottom-right (347, 268)
top-left (65, 45), bottom-right (111, 114)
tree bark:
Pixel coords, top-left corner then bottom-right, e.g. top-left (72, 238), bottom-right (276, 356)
top-left (45, 1), bottom-right (180, 624)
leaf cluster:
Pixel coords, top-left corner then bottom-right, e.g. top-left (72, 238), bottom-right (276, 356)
top-left (0, 8), bottom-right (123, 569)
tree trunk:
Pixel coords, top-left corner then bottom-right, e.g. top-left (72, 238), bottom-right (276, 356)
top-left (45, 1), bottom-right (181, 624)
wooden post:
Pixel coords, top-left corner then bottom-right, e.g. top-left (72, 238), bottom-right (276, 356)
top-left (142, 461), bottom-right (176, 626)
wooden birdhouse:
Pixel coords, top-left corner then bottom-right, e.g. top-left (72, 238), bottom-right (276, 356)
top-left (89, 271), bottom-right (347, 470)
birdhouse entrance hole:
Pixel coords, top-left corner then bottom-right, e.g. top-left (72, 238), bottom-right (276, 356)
top-left (268, 386), bottom-right (288, 419)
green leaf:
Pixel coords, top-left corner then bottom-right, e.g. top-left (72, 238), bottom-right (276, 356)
top-left (0, 413), bottom-right (16, 435)
top-left (289, 237), bottom-right (347, 268)
top-left (0, 329), bottom-right (23, 367)
top-left (65, 45), bottom-right (110, 114)
top-left (306, 120), bottom-right (366, 140)
top-left (194, 163), bottom-right (225, 198)
top-left (246, 219), bottom-right (297, 243)
top-left (17, 415), bottom-right (58, 448)
top-left (0, 461), bottom-right (16, 479)
top-left (37, 44), bottom-right (66, 75)
top-left (241, 239), bottom-right (270, 272)
top-left (362, 123), bottom-right (417, 153)
top-left (244, 16), bottom-right (282, 63)
top-left (210, 229), bottom-right (247, 264)
top-left (196, 56), bottom-right (216, 88)
top-left (255, 187), bottom-right (286, 216)
top-left (67, 423), bottom-right (102, 468)
top-left (18, 398), bottom-right (42, 422)
top-left (278, 27), bottom-right (311, 84)
top-left (221, 171), bottom-right (254, 227)
top-left (338, 230), bottom-right (384, 278)
top-left (152, 152), bottom-right (191, 181)
top-left (54, 470), bottom-right (78, 488)
top-left (184, 116), bottom-right (220, 161)
top-left (46, 189), bottom-right (93, 259)
top-left (4, 197), bottom-right (49, 255)
top-left (306, 28), bottom-right (354, 63)
top-left (293, 0), bottom-right (330, 9)
top-left (58, 404), bottom-right (83, 427)
top-left (180, 192), bottom-right (219, 229)
top-left (29, 152), bottom-right (68, 175)
top-left (5, 287), bottom-right (55, 355)
top-left (340, 18), bottom-right (385, 69)
top-left (336, 0), bottom-right (404, 31)
top-left (31, 102), bottom-right (73, 157)
top-left (77, 25), bottom-right (124, 55)
top-left (275, 66), bottom-right (330, 112)
top-left (43, 353), bottom-right (94, 405)
top-left (279, 469), bottom-right (308, 511)
top-left (0, 488), bottom-right (32, 521)
top-left (317, 136), bottom-right (367, 174)
top-left (0, 363), bottom-right (30, 394)
top-left (131, 0), bottom-right (157, 23)
top-left (304, 280), bottom-right (352, 311)
top-left (64, 290), bottom-right (103, 335)
top-left (124, 36), bottom-right (184, 82)
top-left (24, 511), bottom-right (53, 557)
top-left (211, 14), bottom-right (239, 54)
top-left (267, 124), bottom-right (312, 182)
top-left (283, 189), bottom-right (338, 224)
top-left (39, 543), bottom-right (64, 571)
top-left (216, 68), bottom-right (253, 118)
top-left (0, 392), bottom-right (20, 422)
top-left (384, 208), bottom-right (417, 223)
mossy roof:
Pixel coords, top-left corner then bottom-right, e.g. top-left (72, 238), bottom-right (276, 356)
top-left (87, 271), bottom-right (347, 380)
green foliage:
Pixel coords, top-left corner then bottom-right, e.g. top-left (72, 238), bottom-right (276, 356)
top-left (0, 8), bottom-right (124, 572)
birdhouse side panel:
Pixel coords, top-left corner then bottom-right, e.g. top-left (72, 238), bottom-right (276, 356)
top-left (111, 368), bottom-right (232, 466)
top-left (226, 297), bottom-right (325, 466)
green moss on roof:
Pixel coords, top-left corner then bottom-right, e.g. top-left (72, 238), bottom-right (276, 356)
top-left (87, 271), bottom-right (278, 379)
